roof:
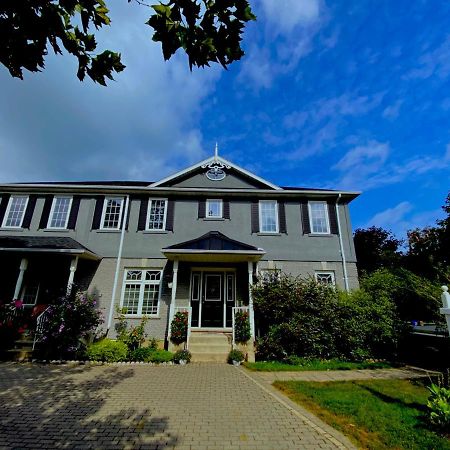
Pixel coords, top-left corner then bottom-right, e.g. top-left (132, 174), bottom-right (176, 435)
top-left (0, 236), bottom-right (99, 259)
top-left (163, 231), bottom-right (262, 252)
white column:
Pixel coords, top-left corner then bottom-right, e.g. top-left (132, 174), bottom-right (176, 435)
top-left (440, 286), bottom-right (450, 337)
top-left (67, 256), bottom-right (79, 295)
top-left (13, 258), bottom-right (28, 300)
top-left (248, 260), bottom-right (255, 339)
top-left (168, 259), bottom-right (179, 338)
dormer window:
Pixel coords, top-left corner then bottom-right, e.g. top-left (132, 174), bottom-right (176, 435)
top-left (206, 199), bottom-right (222, 219)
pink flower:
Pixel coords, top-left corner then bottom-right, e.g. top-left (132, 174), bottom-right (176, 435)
top-left (14, 299), bottom-right (23, 309)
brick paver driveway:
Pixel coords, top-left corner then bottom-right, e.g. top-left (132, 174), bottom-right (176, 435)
top-left (0, 363), bottom-right (353, 449)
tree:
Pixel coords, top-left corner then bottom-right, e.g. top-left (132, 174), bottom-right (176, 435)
top-left (353, 226), bottom-right (403, 277)
top-left (0, 0), bottom-right (256, 86)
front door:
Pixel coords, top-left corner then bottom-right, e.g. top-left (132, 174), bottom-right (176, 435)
top-left (190, 271), bottom-right (235, 328)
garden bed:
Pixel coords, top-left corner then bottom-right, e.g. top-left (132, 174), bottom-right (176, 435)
top-left (274, 379), bottom-right (450, 449)
top-left (244, 359), bottom-right (393, 371)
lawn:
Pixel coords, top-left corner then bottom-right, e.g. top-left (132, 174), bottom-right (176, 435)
top-left (274, 378), bottom-right (450, 450)
top-left (244, 359), bottom-right (392, 371)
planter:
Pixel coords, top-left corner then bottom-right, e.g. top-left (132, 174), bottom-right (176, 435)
top-left (232, 360), bottom-right (241, 367)
top-left (179, 359), bottom-right (187, 365)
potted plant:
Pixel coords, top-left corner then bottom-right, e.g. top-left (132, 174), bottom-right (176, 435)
top-left (170, 311), bottom-right (189, 345)
top-left (228, 349), bottom-right (245, 366)
top-left (173, 349), bottom-right (191, 365)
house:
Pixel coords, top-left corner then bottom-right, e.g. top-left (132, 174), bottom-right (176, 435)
top-left (0, 152), bottom-right (360, 360)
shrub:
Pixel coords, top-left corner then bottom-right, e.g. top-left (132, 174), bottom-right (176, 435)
top-left (115, 308), bottom-right (148, 351)
top-left (41, 289), bottom-right (102, 358)
top-left (173, 349), bottom-right (192, 363)
top-left (427, 382), bottom-right (450, 431)
top-left (129, 346), bottom-right (154, 362)
top-left (87, 339), bottom-right (128, 362)
top-left (228, 349), bottom-right (245, 363)
top-left (148, 349), bottom-right (174, 363)
top-left (170, 311), bottom-right (188, 345)
top-left (234, 310), bottom-right (251, 344)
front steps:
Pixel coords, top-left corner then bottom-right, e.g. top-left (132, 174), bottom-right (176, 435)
top-left (7, 336), bottom-right (35, 362)
top-left (189, 331), bottom-right (232, 362)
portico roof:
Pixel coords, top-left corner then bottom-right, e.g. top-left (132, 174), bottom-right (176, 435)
top-left (0, 236), bottom-right (100, 260)
top-left (162, 231), bottom-right (265, 262)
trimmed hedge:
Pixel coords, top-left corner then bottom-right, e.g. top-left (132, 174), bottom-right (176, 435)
top-left (86, 339), bottom-right (128, 362)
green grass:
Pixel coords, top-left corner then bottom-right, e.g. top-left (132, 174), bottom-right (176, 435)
top-left (244, 359), bottom-right (393, 372)
top-left (275, 379), bottom-right (450, 450)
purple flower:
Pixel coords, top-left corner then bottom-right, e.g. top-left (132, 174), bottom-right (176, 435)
top-left (58, 324), bottom-right (65, 333)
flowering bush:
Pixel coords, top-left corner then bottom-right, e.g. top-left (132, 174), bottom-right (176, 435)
top-left (234, 310), bottom-right (251, 344)
top-left (170, 311), bottom-right (189, 345)
top-left (0, 299), bottom-right (25, 348)
top-left (115, 308), bottom-right (148, 351)
top-left (41, 289), bottom-right (102, 358)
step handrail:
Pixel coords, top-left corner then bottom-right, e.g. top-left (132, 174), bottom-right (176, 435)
top-left (32, 306), bottom-right (51, 351)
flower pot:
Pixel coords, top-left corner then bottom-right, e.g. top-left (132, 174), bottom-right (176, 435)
top-left (232, 360), bottom-right (241, 367)
top-left (179, 360), bottom-right (187, 365)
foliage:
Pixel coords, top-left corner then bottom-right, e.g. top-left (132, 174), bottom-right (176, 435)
top-left (41, 290), bottom-right (102, 358)
top-left (427, 382), bottom-right (450, 432)
top-left (170, 311), bottom-right (188, 345)
top-left (0, 300), bottom-right (25, 348)
top-left (275, 379), bottom-right (450, 450)
top-left (228, 348), bottom-right (244, 363)
top-left (86, 338), bottom-right (128, 362)
top-left (244, 359), bottom-right (392, 372)
top-left (252, 274), bottom-right (404, 362)
top-left (234, 309), bottom-right (251, 344)
top-left (353, 226), bottom-right (403, 277)
top-left (147, 349), bottom-right (173, 363)
top-left (115, 308), bottom-right (148, 351)
top-left (1, 0), bottom-right (255, 84)
top-left (173, 349), bottom-right (192, 363)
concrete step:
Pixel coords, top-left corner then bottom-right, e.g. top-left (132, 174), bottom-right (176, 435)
top-left (189, 333), bottom-right (231, 345)
top-left (189, 345), bottom-right (231, 354)
top-left (191, 352), bottom-right (229, 363)
top-left (14, 339), bottom-right (34, 346)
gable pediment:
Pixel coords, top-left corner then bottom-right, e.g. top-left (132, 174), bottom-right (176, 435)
top-left (151, 156), bottom-right (280, 190)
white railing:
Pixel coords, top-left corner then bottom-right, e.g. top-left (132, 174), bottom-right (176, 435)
top-left (173, 306), bottom-right (192, 350)
top-left (32, 306), bottom-right (51, 351)
top-left (232, 306), bottom-right (250, 348)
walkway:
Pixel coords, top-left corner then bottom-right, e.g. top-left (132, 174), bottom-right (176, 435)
top-left (0, 362), bottom-right (355, 450)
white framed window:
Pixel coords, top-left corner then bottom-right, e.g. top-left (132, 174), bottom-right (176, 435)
top-left (309, 201), bottom-right (330, 234)
top-left (101, 197), bottom-right (124, 230)
top-left (21, 284), bottom-right (40, 306)
top-left (258, 268), bottom-right (281, 284)
top-left (315, 272), bottom-right (335, 286)
top-left (47, 196), bottom-right (72, 229)
top-left (206, 199), bottom-right (223, 218)
top-left (259, 200), bottom-right (278, 233)
top-left (147, 198), bottom-right (167, 230)
top-left (2, 195), bottom-right (29, 228)
top-left (120, 269), bottom-right (162, 316)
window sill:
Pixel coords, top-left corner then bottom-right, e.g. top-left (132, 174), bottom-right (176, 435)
top-left (43, 228), bottom-right (71, 232)
top-left (257, 232), bottom-right (282, 236)
top-left (119, 315), bottom-right (160, 319)
top-left (143, 230), bottom-right (168, 234)
top-left (203, 218), bottom-right (226, 221)
top-left (307, 233), bottom-right (334, 237)
top-left (0, 227), bottom-right (24, 232)
top-left (96, 229), bottom-right (122, 233)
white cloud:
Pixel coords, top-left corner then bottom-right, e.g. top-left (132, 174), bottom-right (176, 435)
top-left (237, 45), bottom-right (274, 89)
top-left (382, 100), bottom-right (403, 119)
top-left (333, 141), bottom-right (389, 172)
top-left (366, 201), bottom-right (412, 229)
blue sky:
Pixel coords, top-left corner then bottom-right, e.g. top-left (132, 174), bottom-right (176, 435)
top-left (0, 0), bottom-right (449, 238)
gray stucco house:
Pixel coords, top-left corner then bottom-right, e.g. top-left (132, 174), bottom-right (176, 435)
top-left (0, 153), bottom-right (359, 359)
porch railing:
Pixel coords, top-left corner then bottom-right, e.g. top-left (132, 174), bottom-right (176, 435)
top-left (32, 307), bottom-right (51, 351)
top-left (173, 306), bottom-right (192, 350)
top-left (232, 306), bottom-right (250, 348)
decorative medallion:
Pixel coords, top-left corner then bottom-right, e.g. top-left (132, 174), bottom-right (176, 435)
top-left (202, 160), bottom-right (230, 181)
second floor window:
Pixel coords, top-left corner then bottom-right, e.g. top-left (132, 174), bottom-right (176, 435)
top-left (147, 199), bottom-right (167, 230)
top-left (259, 200), bottom-right (278, 233)
top-left (3, 195), bottom-right (28, 228)
top-left (309, 201), bottom-right (330, 234)
top-left (48, 196), bottom-right (72, 229)
top-left (101, 197), bottom-right (124, 229)
top-left (206, 199), bottom-right (222, 218)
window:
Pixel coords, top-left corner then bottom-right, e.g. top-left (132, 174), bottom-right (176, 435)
top-left (121, 269), bottom-right (162, 316)
top-left (48, 196), bottom-right (72, 229)
top-left (101, 197), bottom-right (124, 229)
top-left (21, 284), bottom-right (40, 306)
top-left (206, 199), bottom-right (222, 218)
top-left (147, 199), bottom-right (167, 230)
top-left (259, 200), bottom-right (278, 233)
top-left (2, 196), bottom-right (28, 228)
top-left (309, 201), bottom-right (330, 234)
top-left (315, 272), bottom-right (335, 286)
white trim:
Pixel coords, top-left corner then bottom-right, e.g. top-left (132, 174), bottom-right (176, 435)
top-left (259, 200), bottom-right (279, 234)
top-left (205, 199), bottom-right (223, 219)
top-left (2, 195), bottom-right (29, 228)
top-left (308, 201), bottom-right (331, 234)
top-left (47, 196), bottom-right (73, 229)
top-left (315, 271), bottom-right (336, 286)
top-left (150, 155), bottom-right (281, 190)
top-left (119, 268), bottom-right (162, 317)
top-left (146, 198), bottom-right (168, 231)
top-left (163, 249), bottom-right (265, 255)
top-left (100, 197), bottom-right (124, 230)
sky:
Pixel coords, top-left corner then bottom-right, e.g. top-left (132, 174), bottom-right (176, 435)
top-left (1, 0), bottom-right (449, 238)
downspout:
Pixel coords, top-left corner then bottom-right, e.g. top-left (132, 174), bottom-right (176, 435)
top-left (107, 195), bottom-right (129, 331)
top-left (336, 194), bottom-right (350, 292)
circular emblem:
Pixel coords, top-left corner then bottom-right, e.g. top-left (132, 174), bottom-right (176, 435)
top-left (206, 167), bottom-right (226, 181)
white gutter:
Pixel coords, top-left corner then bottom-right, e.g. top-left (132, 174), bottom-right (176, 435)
top-left (336, 194), bottom-right (350, 292)
top-left (107, 195), bottom-right (129, 330)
